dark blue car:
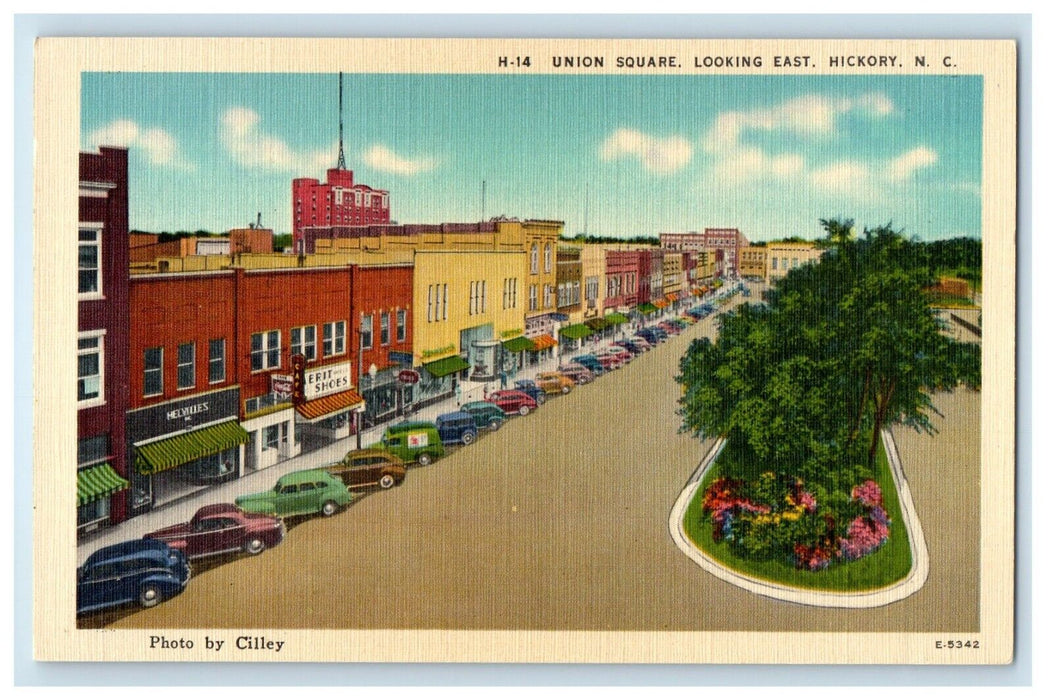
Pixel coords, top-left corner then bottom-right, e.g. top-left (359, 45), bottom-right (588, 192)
top-left (570, 354), bottom-right (605, 376)
top-left (77, 539), bottom-right (191, 614)
top-left (513, 379), bottom-right (547, 405)
top-left (434, 411), bottom-right (480, 446)
top-left (635, 328), bottom-right (660, 345)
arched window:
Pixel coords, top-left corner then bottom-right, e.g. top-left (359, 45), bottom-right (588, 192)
top-left (530, 243), bottom-right (539, 274)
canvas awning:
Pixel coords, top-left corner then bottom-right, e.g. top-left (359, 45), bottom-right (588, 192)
top-left (559, 324), bottom-right (594, 340)
top-left (296, 389), bottom-right (365, 422)
top-left (637, 302), bottom-right (658, 315)
top-left (77, 463), bottom-right (130, 506)
top-left (604, 312), bottom-right (630, 325)
top-left (584, 318), bottom-right (609, 331)
top-left (501, 336), bottom-right (536, 353)
top-left (135, 420), bottom-right (250, 475)
top-left (531, 334), bottom-right (558, 351)
top-left (422, 355), bottom-right (471, 378)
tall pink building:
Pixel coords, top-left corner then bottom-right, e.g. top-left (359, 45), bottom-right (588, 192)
top-left (292, 168), bottom-right (390, 254)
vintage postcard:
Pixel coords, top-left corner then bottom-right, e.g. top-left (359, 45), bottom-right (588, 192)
top-left (33, 37), bottom-right (1016, 664)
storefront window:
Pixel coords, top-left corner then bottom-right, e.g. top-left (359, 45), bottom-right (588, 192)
top-left (264, 424), bottom-right (280, 450)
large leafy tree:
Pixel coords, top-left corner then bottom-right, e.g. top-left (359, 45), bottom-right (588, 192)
top-left (678, 219), bottom-right (980, 485)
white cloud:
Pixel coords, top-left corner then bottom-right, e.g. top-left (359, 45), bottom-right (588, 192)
top-left (600, 128), bottom-right (693, 174)
top-left (220, 107), bottom-right (322, 172)
top-left (809, 160), bottom-right (873, 194)
top-left (362, 144), bottom-right (436, 175)
top-left (888, 146), bottom-right (938, 181)
top-left (713, 146), bottom-right (804, 183)
top-left (87, 119), bottom-right (189, 169)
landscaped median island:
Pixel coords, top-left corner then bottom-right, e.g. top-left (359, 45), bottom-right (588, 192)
top-left (672, 219), bottom-right (980, 603)
top-left (682, 439), bottom-right (912, 591)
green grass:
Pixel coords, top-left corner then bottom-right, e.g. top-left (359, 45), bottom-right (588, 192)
top-left (683, 439), bottom-right (913, 592)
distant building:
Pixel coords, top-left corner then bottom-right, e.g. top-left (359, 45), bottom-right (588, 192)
top-left (292, 168), bottom-right (390, 254)
top-left (739, 245), bottom-right (768, 279)
top-left (659, 228), bottom-right (750, 277)
top-left (765, 241), bottom-right (824, 283)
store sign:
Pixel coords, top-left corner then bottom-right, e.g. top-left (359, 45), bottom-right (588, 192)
top-left (271, 374), bottom-right (294, 400)
top-left (500, 328), bottom-right (524, 339)
top-left (398, 369), bottom-right (420, 385)
top-left (126, 387), bottom-right (240, 443)
top-left (303, 362), bottom-right (352, 401)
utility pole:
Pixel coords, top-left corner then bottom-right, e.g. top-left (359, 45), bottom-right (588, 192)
top-left (481, 180), bottom-right (486, 222)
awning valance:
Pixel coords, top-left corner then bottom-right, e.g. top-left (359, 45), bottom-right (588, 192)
top-left (531, 334), bottom-right (558, 351)
top-left (296, 389), bottom-right (365, 422)
top-left (135, 420), bottom-right (249, 475)
top-left (423, 355), bottom-right (471, 378)
top-left (502, 336), bottom-right (536, 353)
top-left (559, 323), bottom-right (594, 340)
top-left (605, 312), bottom-right (630, 325)
top-left (77, 463), bottom-right (130, 507)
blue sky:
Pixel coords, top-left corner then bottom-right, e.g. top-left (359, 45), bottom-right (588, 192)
top-left (81, 72), bottom-right (982, 242)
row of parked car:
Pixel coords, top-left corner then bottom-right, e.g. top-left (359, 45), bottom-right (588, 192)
top-left (76, 302), bottom-right (722, 616)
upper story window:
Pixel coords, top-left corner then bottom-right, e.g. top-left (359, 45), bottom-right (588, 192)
top-left (530, 243), bottom-right (539, 274)
top-left (209, 339), bottom-right (226, 384)
top-left (396, 310), bottom-right (407, 342)
top-left (250, 330), bottom-right (281, 372)
top-left (177, 342), bottom-right (195, 390)
top-left (544, 243), bottom-right (552, 273)
top-left (143, 347), bottom-right (163, 397)
top-left (78, 226), bottom-right (102, 297)
top-left (361, 314), bottom-right (373, 349)
top-left (380, 313), bottom-right (390, 346)
top-left (291, 325), bottom-right (317, 361)
top-left (323, 321), bottom-right (346, 357)
top-left (78, 332), bottom-right (104, 406)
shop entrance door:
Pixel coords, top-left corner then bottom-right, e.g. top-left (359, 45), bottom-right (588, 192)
top-left (244, 430), bottom-right (258, 472)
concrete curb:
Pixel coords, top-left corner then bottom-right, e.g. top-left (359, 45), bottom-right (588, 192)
top-left (668, 430), bottom-right (929, 608)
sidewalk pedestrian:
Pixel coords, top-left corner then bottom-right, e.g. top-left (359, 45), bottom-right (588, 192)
top-left (499, 368), bottom-right (508, 389)
top-left (455, 381), bottom-right (462, 406)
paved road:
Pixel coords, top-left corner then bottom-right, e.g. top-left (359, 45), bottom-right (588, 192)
top-left (99, 291), bottom-right (980, 632)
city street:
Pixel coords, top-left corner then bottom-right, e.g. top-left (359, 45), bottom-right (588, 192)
top-left (94, 291), bottom-right (980, 632)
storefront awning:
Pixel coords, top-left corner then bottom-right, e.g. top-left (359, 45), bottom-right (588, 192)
top-left (559, 323), bottom-right (594, 340)
top-left (422, 355), bottom-right (471, 378)
top-left (584, 318), bottom-right (609, 331)
top-left (605, 312), bottom-right (630, 325)
top-left (654, 299), bottom-right (670, 309)
top-left (666, 292), bottom-right (678, 302)
top-left (637, 302), bottom-right (658, 315)
top-left (296, 389), bottom-right (365, 422)
top-left (77, 463), bottom-right (130, 507)
top-left (502, 336), bottom-right (536, 353)
top-left (531, 334), bottom-right (558, 351)
top-left (135, 420), bottom-right (250, 475)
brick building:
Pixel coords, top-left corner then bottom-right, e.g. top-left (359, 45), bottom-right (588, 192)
top-left (292, 168), bottom-right (390, 254)
top-left (77, 147), bottom-right (131, 533)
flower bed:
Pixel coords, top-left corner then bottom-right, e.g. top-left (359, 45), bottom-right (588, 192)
top-left (683, 439), bottom-right (912, 591)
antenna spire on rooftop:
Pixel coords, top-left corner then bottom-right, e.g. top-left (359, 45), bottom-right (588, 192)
top-left (336, 72), bottom-right (347, 170)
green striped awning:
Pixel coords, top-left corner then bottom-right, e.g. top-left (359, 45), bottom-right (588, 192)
top-left (559, 323), bottom-right (594, 340)
top-left (637, 302), bottom-right (659, 315)
top-left (605, 312), bottom-right (630, 325)
top-left (77, 463), bottom-right (130, 507)
top-left (136, 420), bottom-right (250, 475)
top-left (422, 355), bottom-right (471, 378)
top-left (501, 336), bottom-right (536, 353)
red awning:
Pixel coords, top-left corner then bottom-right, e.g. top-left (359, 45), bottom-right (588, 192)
top-left (654, 299), bottom-right (669, 308)
top-left (665, 292), bottom-right (678, 302)
top-left (531, 334), bottom-right (558, 351)
top-left (295, 389), bottom-right (365, 422)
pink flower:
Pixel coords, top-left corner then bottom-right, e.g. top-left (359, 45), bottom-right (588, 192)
top-left (852, 480), bottom-right (884, 508)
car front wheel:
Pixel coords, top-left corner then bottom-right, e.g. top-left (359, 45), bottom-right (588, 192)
top-left (139, 584), bottom-right (161, 608)
top-left (536, 394), bottom-right (546, 405)
top-left (378, 474), bottom-right (396, 489)
top-left (243, 537), bottom-right (265, 555)
top-left (561, 385), bottom-right (571, 394)
top-left (462, 431), bottom-right (476, 446)
top-left (418, 452), bottom-right (432, 467)
top-left (489, 419), bottom-right (502, 430)
top-left (321, 500), bottom-right (339, 517)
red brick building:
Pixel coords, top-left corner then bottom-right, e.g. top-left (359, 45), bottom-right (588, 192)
top-left (78, 147), bottom-right (131, 532)
top-left (659, 228), bottom-right (750, 277)
top-left (351, 264), bottom-right (415, 424)
top-left (292, 168), bottom-right (390, 254)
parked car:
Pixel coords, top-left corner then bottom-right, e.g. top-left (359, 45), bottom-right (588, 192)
top-left (649, 326), bottom-right (669, 342)
top-left (373, 420), bottom-right (445, 466)
top-left (435, 411), bottom-right (480, 446)
top-left (327, 448), bottom-right (408, 490)
top-left (143, 503), bottom-right (286, 558)
top-left (613, 338), bottom-right (646, 355)
top-left (623, 336), bottom-right (652, 351)
top-left (535, 371), bottom-right (575, 394)
top-left (591, 351), bottom-right (623, 371)
top-left (77, 539), bottom-right (191, 614)
top-left (597, 345), bottom-right (632, 364)
top-left (486, 389), bottom-right (538, 416)
top-left (556, 363), bottom-right (595, 385)
top-left (235, 468), bottom-right (352, 518)
top-left (512, 379), bottom-right (547, 405)
top-left (635, 328), bottom-right (661, 346)
top-left (461, 401), bottom-right (507, 430)
top-left (570, 354), bottom-right (606, 376)
top-left (657, 321), bottom-right (682, 335)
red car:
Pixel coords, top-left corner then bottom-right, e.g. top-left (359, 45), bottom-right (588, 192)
top-left (593, 352), bottom-right (623, 371)
top-left (144, 503), bottom-right (286, 558)
top-left (486, 389), bottom-right (539, 416)
top-left (557, 363), bottom-right (595, 385)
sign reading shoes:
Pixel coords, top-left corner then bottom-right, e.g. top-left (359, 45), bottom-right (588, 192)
top-left (302, 362), bottom-right (352, 401)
